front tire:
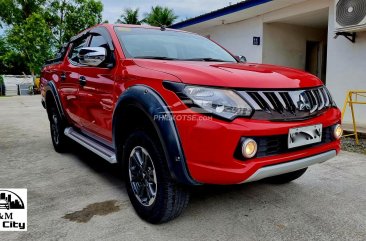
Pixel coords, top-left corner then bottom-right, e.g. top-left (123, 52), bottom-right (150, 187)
top-left (123, 131), bottom-right (189, 224)
top-left (264, 168), bottom-right (308, 184)
top-left (49, 107), bottom-right (68, 153)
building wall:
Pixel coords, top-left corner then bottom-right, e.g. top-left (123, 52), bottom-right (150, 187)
top-left (326, 1), bottom-right (366, 126)
top-left (263, 23), bottom-right (327, 70)
top-left (186, 0), bottom-right (365, 126)
top-left (198, 16), bottom-right (264, 63)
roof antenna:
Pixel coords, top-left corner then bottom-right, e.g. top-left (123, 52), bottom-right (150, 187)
top-left (154, 20), bottom-right (166, 31)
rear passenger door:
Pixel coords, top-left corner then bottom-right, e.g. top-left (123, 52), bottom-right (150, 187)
top-left (77, 31), bottom-right (117, 142)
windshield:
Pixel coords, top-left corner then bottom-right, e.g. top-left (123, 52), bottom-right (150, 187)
top-left (114, 27), bottom-right (237, 62)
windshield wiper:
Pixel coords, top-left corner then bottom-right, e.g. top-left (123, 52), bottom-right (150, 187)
top-left (134, 56), bottom-right (178, 60)
top-left (182, 57), bottom-right (233, 62)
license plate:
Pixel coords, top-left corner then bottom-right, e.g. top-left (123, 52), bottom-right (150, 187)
top-left (288, 124), bottom-right (322, 149)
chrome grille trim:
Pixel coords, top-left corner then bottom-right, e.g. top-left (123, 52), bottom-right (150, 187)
top-left (310, 90), bottom-right (318, 113)
top-left (259, 92), bottom-right (274, 110)
top-left (317, 89), bottom-right (325, 110)
top-left (274, 92), bottom-right (287, 110)
top-left (238, 87), bottom-right (332, 121)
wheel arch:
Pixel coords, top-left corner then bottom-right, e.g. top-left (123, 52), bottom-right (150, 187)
top-left (112, 85), bottom-right (199, 186)
top-left (44, 81), bottom-right (65, 122)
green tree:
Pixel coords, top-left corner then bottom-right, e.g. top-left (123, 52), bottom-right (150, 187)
top-left (0, 36), bottom-right (27, 74)
top-left (0, 0), bottom-right (104, 74)
top-left (0, 0), bottom-right (47, 26)
top-left (144, 6), bottom-right (178, 27)
top-left (62, 0), bottom-right (103, 44)
top-left (47, 0), bottom-right (103, 46)
top-left (116, 8), bottom-right (141, 25)
top-left (6, 13), bottom-right (53, 75)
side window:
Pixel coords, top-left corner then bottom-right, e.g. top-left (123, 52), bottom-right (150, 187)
top-left (89, 34), bottom-right (114, 68)
top-left (68, 37), bottom-right (87, 64)
top-left (89, 34), bottom-right (109, 49)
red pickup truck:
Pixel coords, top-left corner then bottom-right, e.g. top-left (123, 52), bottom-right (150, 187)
top-left (41, 24), bottom-right (342, 223)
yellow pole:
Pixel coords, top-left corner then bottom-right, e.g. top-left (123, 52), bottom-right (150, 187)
top-left (341, 91), bottom-right (350, 120)
top-left (349, 93), bottom-right (359, 145)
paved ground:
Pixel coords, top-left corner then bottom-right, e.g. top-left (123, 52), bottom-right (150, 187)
top-left (1, 96), bottom-right (366, 241)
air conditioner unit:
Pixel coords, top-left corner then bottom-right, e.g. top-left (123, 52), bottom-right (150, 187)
top-left (335, 0), bottom-right (366, 32)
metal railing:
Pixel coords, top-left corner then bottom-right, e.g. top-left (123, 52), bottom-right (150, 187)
top-left (341, 90), bottom-right (366, 145)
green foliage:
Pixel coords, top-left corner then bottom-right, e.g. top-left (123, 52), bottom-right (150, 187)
top-left (0, 0), bottom-right (104, 74)
top-left (116, 8), bottom-right (141, 25)
top-left (0, 75), bottom-right (3, 96)
top-left (62, 0), bottom-right (103, 44)
top-left (144, 6), bottom-right (178, 27)
top-left (45, 0), bottom-right (103, 46)
top-left (0, 0), bottom-right (47, 25)
top-left (6, 13), bottom-right (53, 74)
top-left (0, 36), bottom-right (27, 74)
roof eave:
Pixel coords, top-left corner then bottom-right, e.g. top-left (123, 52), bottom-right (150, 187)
top-left (170, 0), bottom-right (273, 29)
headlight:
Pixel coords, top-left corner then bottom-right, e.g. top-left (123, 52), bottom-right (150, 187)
top-left (183, 86), bottom-right (253, 120)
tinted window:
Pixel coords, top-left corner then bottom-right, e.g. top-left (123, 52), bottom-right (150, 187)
top-left (88, 34), bottom-right (114, 67)
top-left (89, 35), bottom-right (109, 49)
top-left (114, 27), bottom-right (236, 62)
top-left (68, 37), bottom-right (87, 63)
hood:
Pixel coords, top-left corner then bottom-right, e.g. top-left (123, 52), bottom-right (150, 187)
top-left (133, 59), bottom-right (323, 89)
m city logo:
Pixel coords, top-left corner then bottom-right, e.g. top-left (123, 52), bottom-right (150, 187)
top-left (0, 189), bottom-right (27, 231)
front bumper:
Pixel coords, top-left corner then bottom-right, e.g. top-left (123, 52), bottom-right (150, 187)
top-left (174, 107), bottom-right (341, 185)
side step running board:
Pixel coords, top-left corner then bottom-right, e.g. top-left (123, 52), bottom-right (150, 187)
top-left (64, 127), bottom-right (117, 164)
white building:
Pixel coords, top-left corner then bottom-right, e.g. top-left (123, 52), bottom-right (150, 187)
top-left (171, 0), bottom-right (366, 127)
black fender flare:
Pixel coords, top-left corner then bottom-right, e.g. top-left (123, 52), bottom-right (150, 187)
top-left (44, 81), bottom-right (66, 121)
top-left (112, 85), bottom-right (199, 186)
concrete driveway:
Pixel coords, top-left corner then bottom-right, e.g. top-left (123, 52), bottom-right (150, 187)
top-left (1, 96), bottom-right (366, 241)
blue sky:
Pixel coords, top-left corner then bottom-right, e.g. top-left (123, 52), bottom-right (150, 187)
top-left (102, 0), bottom-right (238, 23)
top-left (0, 1), bottom-right (238, 36)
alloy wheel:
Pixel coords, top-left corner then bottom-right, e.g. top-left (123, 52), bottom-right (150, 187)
top-left (51, 114), bottom-right (60, 145)
top-left (128, 146), bottom-right (158, 207)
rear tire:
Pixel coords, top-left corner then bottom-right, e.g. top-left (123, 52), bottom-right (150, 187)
top-left (264, 168), bottom-right (308, 184)
top-left (49, 107), bottom-right (68, 153)
top-left (123, 130), bottom-right (189, 224)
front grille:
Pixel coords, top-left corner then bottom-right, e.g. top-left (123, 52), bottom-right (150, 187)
top-left (234, 125), bottom-right (335, 160)
top-left (238, 87), bottom-right (333, 121)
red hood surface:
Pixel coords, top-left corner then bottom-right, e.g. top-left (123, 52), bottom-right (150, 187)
top-left (133, 59), bottom-right (323, 89)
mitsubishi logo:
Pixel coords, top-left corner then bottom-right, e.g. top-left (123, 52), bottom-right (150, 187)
top-left (297, 92), bottom-right (312, 111)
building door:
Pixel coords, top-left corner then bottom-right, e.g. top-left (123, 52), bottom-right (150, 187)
top-left (306, 41), bottom-right (327, 83)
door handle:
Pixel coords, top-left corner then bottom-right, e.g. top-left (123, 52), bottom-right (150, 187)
top-left (79, 76), bottom-right (87, 86)
top-left (60, 72), bottom-right (66, 81)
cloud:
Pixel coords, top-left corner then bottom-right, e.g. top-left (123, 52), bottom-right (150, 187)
top-left (101, 0), bottom-right (239, 24)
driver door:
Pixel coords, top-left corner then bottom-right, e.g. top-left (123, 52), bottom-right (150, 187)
top-left (77, 33), bottom-right (116, 142)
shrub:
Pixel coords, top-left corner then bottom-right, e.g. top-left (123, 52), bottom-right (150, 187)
top-left (0, 75), bottom-right (4, 96)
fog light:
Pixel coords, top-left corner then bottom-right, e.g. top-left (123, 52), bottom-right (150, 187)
top-left (242, 138), bottom-right (258, 159)
top-left (333, 124), bottom-right (343, 140)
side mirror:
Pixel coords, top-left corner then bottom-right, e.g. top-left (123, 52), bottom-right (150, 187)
top-left (235, 55), bottom-right (247, 63)
top-left (78, 47), bottom-right (107, 67)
